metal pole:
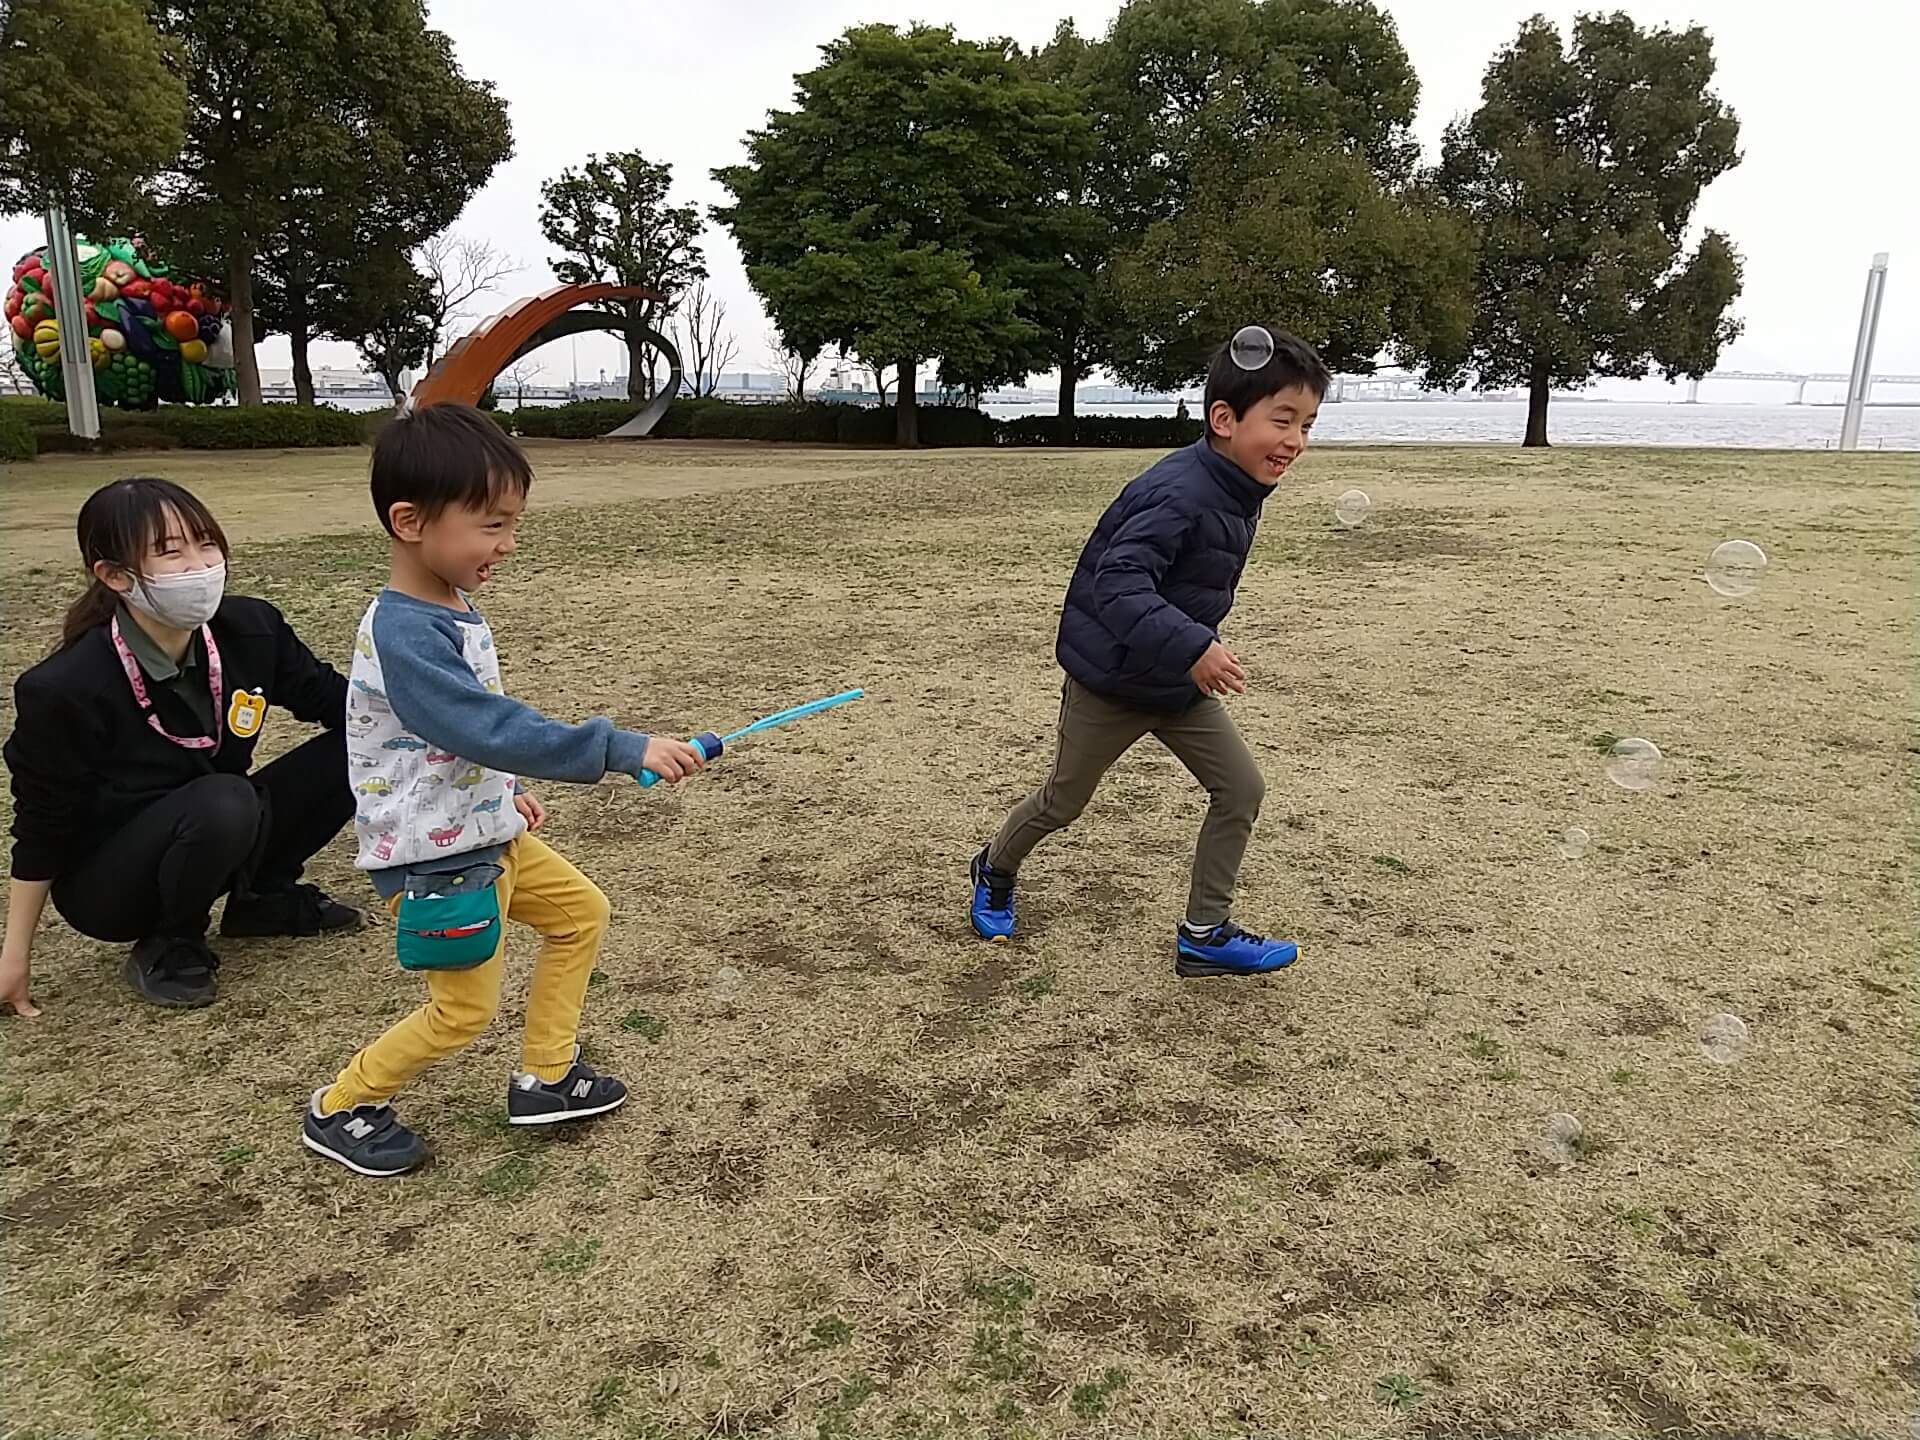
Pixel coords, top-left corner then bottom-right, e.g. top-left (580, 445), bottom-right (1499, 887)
top-left (1839, 252), bottom-right (1889, 452)
top-left (43, 206), bottom-right (100, 441)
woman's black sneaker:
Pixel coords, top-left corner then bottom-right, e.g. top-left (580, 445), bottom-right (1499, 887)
top-left (301, 1090), bottom-right (429, 1177)
top-left (222, 883), bottom-right (364, 938)
top-left (124, 934), bottom-right (220, 1008)
top-left (507, 1052), bottom-right (628, 1125)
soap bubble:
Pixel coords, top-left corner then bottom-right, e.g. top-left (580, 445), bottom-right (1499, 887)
top-left (1229, 325), bottom-right (1274, 370)
top-left (1698, 1012), bottom-right (1749, 1065)
top-left (1706, 540), bottom-right (1767, 598)
top-left (706, 964), bottom-right (744, 1015)
top-left (1540, 1112), bottom-right (1584, 1166)
top-left (1334, 488), bottom-right (1371, 527)
top-left (1558, 826), bottom-right (1590, 859)
top-left (1605, 737), bottom-right (1662, 792)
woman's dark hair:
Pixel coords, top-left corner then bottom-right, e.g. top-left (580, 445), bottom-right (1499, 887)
top-left (60, 477), bottom-right (229, 649)
top-left (370, 403), bottom-right (534, 536)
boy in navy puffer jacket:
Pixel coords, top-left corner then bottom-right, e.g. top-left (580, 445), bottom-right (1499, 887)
top-left (970, 328), bottom-right (1329, 977)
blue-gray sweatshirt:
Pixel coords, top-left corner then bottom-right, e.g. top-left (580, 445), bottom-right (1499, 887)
top-left (345, 588), bottom-right (649, 895)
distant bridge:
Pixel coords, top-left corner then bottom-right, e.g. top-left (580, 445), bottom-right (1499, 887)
top-left (1330, 367), bottom-right (1920, 405)
top-left (1685, 371), bottom-right (1920, 403)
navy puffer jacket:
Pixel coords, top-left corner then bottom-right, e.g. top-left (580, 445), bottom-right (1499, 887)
top-left (1055, 440), bottom-right (1269, 712)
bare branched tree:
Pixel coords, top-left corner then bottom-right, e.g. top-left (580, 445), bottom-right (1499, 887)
top-left (768, 327), bottom-right (820, 402)
top-left (864, 357), bottom-right (895, 403)
top-left (672, 282), bottom-right (739, 397)
top-left (0, 344), bottom-right (29, 395)
top-left (500, 358), bottom-right (544, 405)
top-left (418, 233), bottom-right (518, 368)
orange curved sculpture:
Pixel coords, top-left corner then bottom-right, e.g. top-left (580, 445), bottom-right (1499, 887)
top-left (407, 282), bottom-right (678, 437)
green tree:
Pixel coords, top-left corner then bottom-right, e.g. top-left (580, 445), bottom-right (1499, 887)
top-left (254, 213), bottom-right (355, 406)
top-left (0, 0), bottom-right (188, 227)
top-left (1103, 159), bottom-right (1474, 387)
top-left (152, 0), bottom-right (510, 406)
top-left (538, 150), bottom-right (705, 401)
top-left (1008, 21), bottom-right (1113, 437)
top-left (713, 24), bottom-right (1088, 446)
top-left (1427, 12), bottom-right (1743, 445)
top-left (1091, 0), bottom-right (1470, 391)
top-left (345, 248), bottom-right (435, 402)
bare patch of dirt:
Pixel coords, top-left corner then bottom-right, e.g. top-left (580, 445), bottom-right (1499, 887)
top-left (280, 1270), bottom-right (364, 1318)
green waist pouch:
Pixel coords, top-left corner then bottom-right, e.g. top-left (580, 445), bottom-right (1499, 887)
top-left (395, 864), bottom-right (503, 972)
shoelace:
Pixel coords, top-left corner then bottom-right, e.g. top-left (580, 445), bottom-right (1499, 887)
top-left (978, 863), bottom-right (1014, 909)
top-left (287, 884), bottom-right (332, 922)
top-left (1199, 922), bottom-right (1267, 946)
top-left (159, 938), bottom-right (219, 976)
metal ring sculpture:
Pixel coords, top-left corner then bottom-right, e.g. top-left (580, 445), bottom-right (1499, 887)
top-left (406, 282), bottom-right (682, 437)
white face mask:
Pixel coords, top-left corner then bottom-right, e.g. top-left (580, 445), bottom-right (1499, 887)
top-left (124, 562), bottom-right (227, 630)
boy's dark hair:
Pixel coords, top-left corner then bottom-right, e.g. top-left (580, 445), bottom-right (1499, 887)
top-left (370, 402), bottom-right (533, 536)
top-left (1203, 328), bottom-right (1332, 419)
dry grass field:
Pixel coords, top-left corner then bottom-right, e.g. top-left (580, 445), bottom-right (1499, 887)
top-left (1, 439), bottom-right (1914, 1440)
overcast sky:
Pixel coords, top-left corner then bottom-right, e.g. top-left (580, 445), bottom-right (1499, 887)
top-left (5, 0), bottom-right (1913, 395)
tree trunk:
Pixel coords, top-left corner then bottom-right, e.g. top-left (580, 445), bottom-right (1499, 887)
top-left (1523, 356), bottom-right (1551, 447)
top-left (227, 246), bottom-right (262, 406)
top-left (289, 294), bottom-right (314, 408)
top-left (1057, 339), bottom-right (1081, 444)
top-left (624, 305), bottom-right (651, 400)
top-left (626, 329), bottom-right (648, 401)
top-left (895, 357), bottom-right (917, 447)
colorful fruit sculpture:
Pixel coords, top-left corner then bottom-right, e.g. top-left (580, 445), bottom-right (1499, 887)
top-left (6, 236), bottom-right (235, 408)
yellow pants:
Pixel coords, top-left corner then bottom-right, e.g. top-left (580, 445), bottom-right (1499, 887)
top-left (325, 835), bottom-right (611, 1109)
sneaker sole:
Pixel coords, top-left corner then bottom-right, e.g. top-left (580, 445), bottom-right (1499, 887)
top-left (969, 912), bottom-right (1014, 943)
top-left (1175, 952), bottom-right (1298, 979)
top-left (508, 1092), bottom-right (628, 1126)
top-left (300, 1130), bottom-right (421, 1178)
top-left (123, 955), bottom-right (217, 1008)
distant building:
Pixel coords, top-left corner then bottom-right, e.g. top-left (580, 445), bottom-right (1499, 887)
top-left (706, 371), bottom-right (785, 401)
top-left (256, 366), bottom-right (394, 401)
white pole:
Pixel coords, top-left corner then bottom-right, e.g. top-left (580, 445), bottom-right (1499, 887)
top-left (1839, 252), bottom-right (1889, 452)
top-left (43, 207), bottom-right (100, 441)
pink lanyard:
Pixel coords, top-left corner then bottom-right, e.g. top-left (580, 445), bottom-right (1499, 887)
top-left (110, 613), bottom-right (223, 751)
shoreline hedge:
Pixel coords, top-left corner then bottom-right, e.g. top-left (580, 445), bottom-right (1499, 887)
top-left (507, 397), bottom-right (1195, 449)
top-left (2, 393), bottom-right (1203, 460)
top-left (6, 398), bottom-right (368, 458)
top-left (0, 407), bottom-right (34, 462)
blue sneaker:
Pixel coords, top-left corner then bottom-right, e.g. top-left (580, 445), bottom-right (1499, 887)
top-left (1175, 921), bottom-right (1298, 978)
top-left (969, 848), bottom-right (1016, 942)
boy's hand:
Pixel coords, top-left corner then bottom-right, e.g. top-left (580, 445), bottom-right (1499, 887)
top-left (640, 736), bottom-right (707, 785)
top-left (514, 792), bottom-right (547, 832)
top-left (1191, 641), bottom-right (1248, 699)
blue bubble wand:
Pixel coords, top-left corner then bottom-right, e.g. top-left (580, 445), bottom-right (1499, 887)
top-left (637, 688), bottom-right (865, 788)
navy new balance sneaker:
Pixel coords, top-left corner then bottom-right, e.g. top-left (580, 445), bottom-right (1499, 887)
top-left (507, 1050), bottom-right (628, 1125)
top-left (969, 848), bottom-right (1017, 942)
top-left (302, 1090), bottom-right (429, 1177)
top-left (1175, 921), bottom-right (1298, 978)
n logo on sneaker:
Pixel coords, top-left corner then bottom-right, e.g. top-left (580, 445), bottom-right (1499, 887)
top-left (343, 1118), bottom-right (376, 1140)
top-left (570, 1079), bottom-right (594, 1099)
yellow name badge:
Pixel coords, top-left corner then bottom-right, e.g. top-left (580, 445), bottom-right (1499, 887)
top-left (228, 688), bottom-right (268, 739)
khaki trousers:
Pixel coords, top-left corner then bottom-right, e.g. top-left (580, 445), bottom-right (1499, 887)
top-left (988, 677), bottom-right (1266, 926)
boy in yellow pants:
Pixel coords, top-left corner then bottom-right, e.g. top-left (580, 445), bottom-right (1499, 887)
top-left (303, 405), bottom-right (705, 1177)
